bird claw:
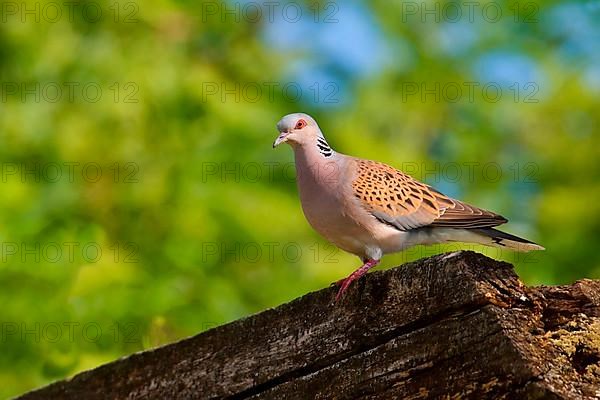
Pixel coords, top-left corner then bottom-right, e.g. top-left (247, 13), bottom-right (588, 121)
top-left (333, 259), bottom-right (380, 302)
top-left (335, 277), bottom-right (353, 302)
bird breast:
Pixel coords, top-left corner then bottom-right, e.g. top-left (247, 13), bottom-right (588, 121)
top-left (295, 158), bottom-right (345, 229)
top-left (293, 154), bottom-right (377, 256)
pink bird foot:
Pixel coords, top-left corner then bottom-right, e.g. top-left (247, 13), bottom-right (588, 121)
top-left (335, 258), bottom-right (380, 301)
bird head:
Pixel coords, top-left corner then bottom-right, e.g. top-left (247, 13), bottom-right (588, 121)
top-left (273, 113), bottom-right (322, 148)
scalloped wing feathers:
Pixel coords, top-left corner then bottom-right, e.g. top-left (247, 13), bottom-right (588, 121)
top-left (351, 160), bottom-right (507, 231)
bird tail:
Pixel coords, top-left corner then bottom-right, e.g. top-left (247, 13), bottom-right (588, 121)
top-left (470, 228), bottom-right (545, 252)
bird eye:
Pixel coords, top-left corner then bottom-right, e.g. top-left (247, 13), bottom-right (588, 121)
top-left (295, 119), bottom-right (307, 129)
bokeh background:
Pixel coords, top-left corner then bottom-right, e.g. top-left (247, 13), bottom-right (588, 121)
top-left (1, 0), bottom-right (599, 397)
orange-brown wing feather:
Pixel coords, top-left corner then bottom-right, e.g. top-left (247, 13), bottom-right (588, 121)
top-left (351, 160), bottom-right (506, 231)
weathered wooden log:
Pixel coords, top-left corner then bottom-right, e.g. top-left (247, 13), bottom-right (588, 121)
top-left (15, 251), bottom-right (600, 399)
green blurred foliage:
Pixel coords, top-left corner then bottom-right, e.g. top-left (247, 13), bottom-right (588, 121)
top-left (0, 0), bottom-right (599, 397)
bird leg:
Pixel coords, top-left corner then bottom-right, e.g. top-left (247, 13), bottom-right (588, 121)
top-left (335, 258), bottom-right (380, 301)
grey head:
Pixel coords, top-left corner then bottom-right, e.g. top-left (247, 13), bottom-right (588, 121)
top-left (272, 113), bottom-right (325, 148)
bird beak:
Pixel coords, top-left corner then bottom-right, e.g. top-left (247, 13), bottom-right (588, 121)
top-left (272, 132), bottom-right (289, 148)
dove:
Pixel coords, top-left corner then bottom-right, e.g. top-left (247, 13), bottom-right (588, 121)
top-left (273, 113), bottom-right (544, 300)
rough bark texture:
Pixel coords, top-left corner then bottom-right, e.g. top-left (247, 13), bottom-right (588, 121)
top-left (15, 251), bottom-right (600, 399)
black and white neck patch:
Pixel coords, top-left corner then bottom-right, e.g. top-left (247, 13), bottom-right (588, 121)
top-left (316, 137), bottom-right (333, 158)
